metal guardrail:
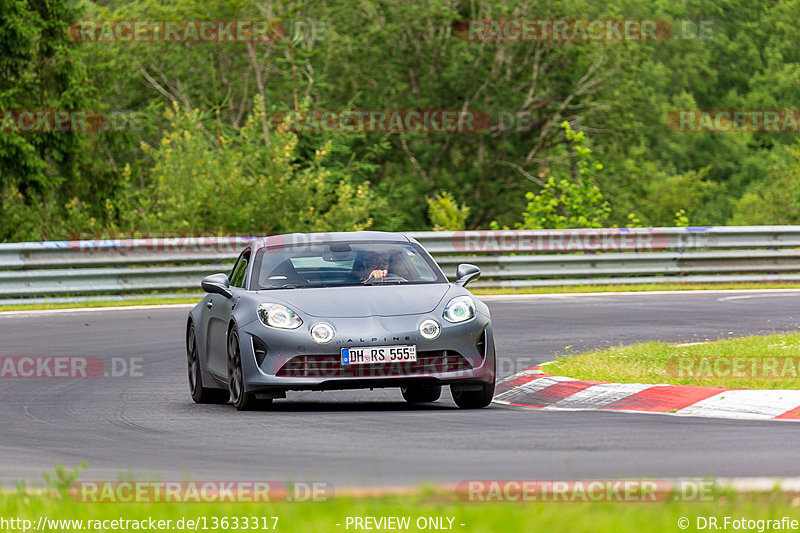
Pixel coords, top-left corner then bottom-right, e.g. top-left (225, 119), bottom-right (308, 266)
top-left (2, 226), bottom-right (800, 300)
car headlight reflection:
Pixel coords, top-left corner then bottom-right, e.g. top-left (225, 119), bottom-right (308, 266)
top-left (258, 303), bottom-right (303, 329)
top-left (443, 296), bottom-right (476, 323)
top-left (310, 323), bottom-right (335, 344)
top-left (419, 319), bottom-right (441, 339)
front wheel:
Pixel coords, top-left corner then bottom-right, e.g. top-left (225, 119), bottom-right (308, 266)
top-left (227, 326), bottom-right (267, 411)
top-left (401, 384), bottom-right (442, 403)
top-left (187, 323), bottom-right (229, 404)
top-left (451, 381), bottom-right (494, 409)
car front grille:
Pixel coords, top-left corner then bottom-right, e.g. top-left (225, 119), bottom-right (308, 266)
top-left (275, 351), bottom-right (474, 378)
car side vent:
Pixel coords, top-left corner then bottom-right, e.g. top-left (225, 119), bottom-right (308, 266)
top-left (252, 337), bottom-right (268, 367)
top-left (476, 329), bottom-right (487, 357)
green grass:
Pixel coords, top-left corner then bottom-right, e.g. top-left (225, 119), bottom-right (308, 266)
top-left (545, 331), bottom-right (800, 389)
top-left (3, 282), bottom-right (800, 312)
top-left (3, 487), bottom-right (800, 533)
top-left (471, 281), bottom-right (800, 296)
top-left (0, 296), bottom-right (199, 312)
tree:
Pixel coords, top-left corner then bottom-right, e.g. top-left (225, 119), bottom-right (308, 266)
top-left (729, 142), bottom-right (800, 225)
top-left (0, 0), bottom-right (97, 240)
top-left (427, 191), bottom-right (469, 231)
top-left (517, 122), bottom-right (610, 229)
top-left (128, 99), bottom-right (378, 234)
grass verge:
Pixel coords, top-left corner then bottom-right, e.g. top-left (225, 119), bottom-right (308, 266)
top-left (3, 488), bottom-right (800, 533)
top-left (0, 296), bottom-right (199, 313)
top-left (545, 331), bottom-right (800, 389)
top-left (3, 282), bottom-right (800, 312)
top-left (472, 281), bottom-right (800, 295)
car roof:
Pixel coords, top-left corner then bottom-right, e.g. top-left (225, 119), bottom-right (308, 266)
top-left (253, 231), bottom-right (412, 251)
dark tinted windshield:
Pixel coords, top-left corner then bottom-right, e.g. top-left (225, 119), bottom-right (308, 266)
top-left (251, 241), bottom-right (446, 289)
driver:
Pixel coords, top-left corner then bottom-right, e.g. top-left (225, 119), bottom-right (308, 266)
top-left (358, 251), bottom-right (390, 282)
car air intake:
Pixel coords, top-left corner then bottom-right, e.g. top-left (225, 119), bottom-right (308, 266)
top-left (276, 351), bottom-right (473, 378)
top-left (476, 329), bottom-right (486, 358)
top-left (252, 337), bottom-right (268, 367)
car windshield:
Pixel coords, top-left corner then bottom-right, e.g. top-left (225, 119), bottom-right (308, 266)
top-left (251, 241), bottom-right (446, 289)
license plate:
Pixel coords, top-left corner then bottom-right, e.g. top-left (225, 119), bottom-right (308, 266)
top-left (341, 345), bottom-right (417, 365)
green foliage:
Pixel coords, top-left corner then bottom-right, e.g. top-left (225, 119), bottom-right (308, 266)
top-left (128, 100), bottom-right (377, 234)
top-left (674, 209), bottom-right (690, 227)
top-left (5, 0), bottom-right (800, 241)
top-left (427, 191), bottom-right (469, 231)
top-left (0, 0), bottom-right (108, 241)
top-left (520, 177), bottom-right (610, 230)
top-left (42, 462), bottom-right (87, 499)
top-left (626, 213), bottom-right (642, 229)
top-left (729, 142), bottom-right (800, 225)
top-left (0, 185), bottom-right (109, 240)
top-left (639, 167), bottom-right (716, 226)
top-left (0, 0), bottom-right (91, 193)
top-left (518, 123), bottom-right (610, 229)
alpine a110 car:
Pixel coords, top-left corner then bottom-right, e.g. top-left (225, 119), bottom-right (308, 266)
top-left (186, 231), bottom-right (495, 410)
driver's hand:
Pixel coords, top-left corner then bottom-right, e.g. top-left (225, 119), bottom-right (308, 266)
top-left (366, 269), bottom-right (387, 281)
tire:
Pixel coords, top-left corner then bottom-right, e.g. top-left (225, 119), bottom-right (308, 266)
top-left (401, 383), bottom-right (442, 403)
top-left (451, 381), bottom-right (495, 409)
top-left (227, 326), bottom-right (269, 411)
top-left (187, 323), bottom-right (229, 404)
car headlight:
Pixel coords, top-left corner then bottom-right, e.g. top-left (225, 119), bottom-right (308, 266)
top-left (310, 323), bottom-right (335, 344)
top-left (258, 303), bottom-right (303, 329)
top-left (419, 319), bottom-right (441, 339)
top-left (443, 296), bottom-right (476, 323)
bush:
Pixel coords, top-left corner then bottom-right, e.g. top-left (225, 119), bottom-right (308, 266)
top-left (427, 191), bottom-right (469, 231)
top-left (128, 99), bottom-right (377, 235)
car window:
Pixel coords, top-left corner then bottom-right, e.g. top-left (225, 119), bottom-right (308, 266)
top-left (229, 251), bottom-right (250, 288)
top-left (400, 246), bottom-right (438, 281)
top-left (290, 257), bottom-right (356, 270)
top-left (252, 241), bottom-right (446, 289)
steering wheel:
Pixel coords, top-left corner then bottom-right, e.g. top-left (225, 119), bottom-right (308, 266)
top-left (363, 273), bottom-right (407, 284)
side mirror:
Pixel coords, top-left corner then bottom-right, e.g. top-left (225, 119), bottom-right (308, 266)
top-left (455, 263), bottom-right (480, 287)
top-left (202, 273), bottom-right (233, 298)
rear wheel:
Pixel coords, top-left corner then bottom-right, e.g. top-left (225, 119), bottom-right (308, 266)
top-left (401, 384), bottom-right (442, 403)
top-left (187, 323), bottom-right (229, 404)
top-left (227, 326), bottom-right (269, 411)
top-left (451, 382), bottom-right (495, 409)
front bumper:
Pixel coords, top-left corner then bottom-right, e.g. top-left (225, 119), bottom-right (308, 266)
top-left (236, 313), bottom-right (495, 392)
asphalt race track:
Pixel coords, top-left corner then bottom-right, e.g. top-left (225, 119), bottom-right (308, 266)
top-left (2, 290), bottom-right (800, 487)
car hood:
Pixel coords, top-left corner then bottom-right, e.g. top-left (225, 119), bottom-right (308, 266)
top-left (255, 284), bottom-right (452, 318)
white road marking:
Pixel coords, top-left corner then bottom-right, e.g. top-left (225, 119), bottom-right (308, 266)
top-left (546, 383), bottom-right (653, 410)
top-left (479, 288), bottom-right (800, 301)
top-left (0, 303), bottom-right (194, 317)
top-left (677, 390), bottom-right (800, 420)
top-left (718, 292), bottom-right (800, 302)
top-left (494, 375), bottom-right (577, 405)
top-left (673, 342), bottom-right (711, 347)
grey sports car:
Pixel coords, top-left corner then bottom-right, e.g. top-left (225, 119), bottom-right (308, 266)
top-left (185, 231), bottom-right (495, 410)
